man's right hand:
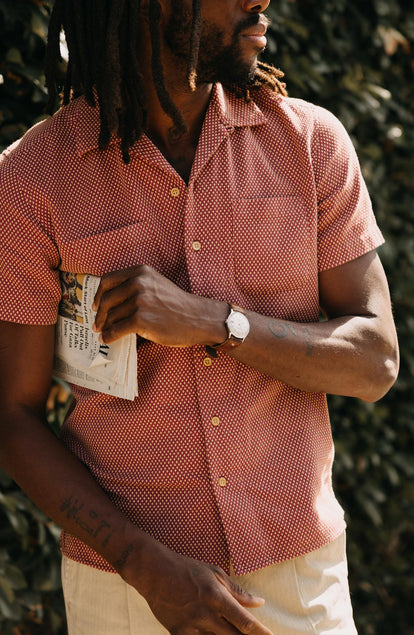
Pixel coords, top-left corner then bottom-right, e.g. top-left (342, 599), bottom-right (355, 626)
top-left (0, 322), bottom-right (272, 635)
top-left (121, 539), bottom-right (273, 635)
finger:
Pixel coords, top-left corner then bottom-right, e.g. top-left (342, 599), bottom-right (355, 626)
top-left (203, 618), bottom-right (243, 635)
top-left (181, 608), bottom-right (254, 635)
top-left (93, 281), bottom-right (138, 332)
top-left (92, 266), bottom-right (143, 312)
top-left (96, 296), bottom-right (140, 337)
top-left (99, 315), bottom-right (139, 344)
top-left (211, 577), bottom-right (272, 635)
top-left (222, 597), bottom-right (272, 635)
top-left (215, 574), bottom-right (265, 609)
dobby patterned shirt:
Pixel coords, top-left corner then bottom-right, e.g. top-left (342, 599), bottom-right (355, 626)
top-left (0, 84), bottom-right (383, 575)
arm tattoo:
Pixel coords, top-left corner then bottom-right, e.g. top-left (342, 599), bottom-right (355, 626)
top-left (114, 543), bottom-right (135, 570)
top-left (303, 327), bottom-right (314, 357)
top-left (269, 320), bottom-right (314, 357)
top-left (268, 320), bottom-right (295, 339)
top-left (60, 495), bottom-right (113, 547)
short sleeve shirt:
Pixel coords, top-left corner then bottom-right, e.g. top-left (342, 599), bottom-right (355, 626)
top-left (0, 84), bottom-right (383, 575)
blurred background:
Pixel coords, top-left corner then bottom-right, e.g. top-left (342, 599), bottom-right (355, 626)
top-left (0, 0), bottom-right (413, 633)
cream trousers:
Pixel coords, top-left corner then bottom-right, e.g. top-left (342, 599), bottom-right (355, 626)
top-left (62, 532), bottom-right (357, 634)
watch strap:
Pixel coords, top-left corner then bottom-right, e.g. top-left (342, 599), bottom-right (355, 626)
top-left (205, 304), bottom-right (247, 358)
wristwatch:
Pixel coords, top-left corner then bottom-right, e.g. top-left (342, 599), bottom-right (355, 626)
top-left (206, 304), bottom-right (250, 358)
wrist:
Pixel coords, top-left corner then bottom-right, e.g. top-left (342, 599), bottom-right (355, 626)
top-left (196, 297), bottom-right (228, 347)
top-left (108, 521), bottom-right (155, 588)
top-left (206, 303), bottom-right (251, 357)
top-left (117, 528), bottom-right (173, 598)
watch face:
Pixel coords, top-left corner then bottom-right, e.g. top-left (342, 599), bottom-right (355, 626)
top-left (227, 311), bottom-right (250, 339)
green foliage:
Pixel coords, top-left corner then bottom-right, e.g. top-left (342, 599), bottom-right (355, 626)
top-left (0, 469), bottom-right (65, 634)
top-left (0, 0), bottom-right (53, 150)
top-left (0, 4), bottom-right (65, 632)
top-left (0, 404), bottom-right (68, 634)
top-left (0, 0), bottom-right (413, 633)
top-left (0, 383), bottom-right (70, 633)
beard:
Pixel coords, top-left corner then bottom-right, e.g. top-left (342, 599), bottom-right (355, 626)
top-left (165, 4), bottom-right (262, 86)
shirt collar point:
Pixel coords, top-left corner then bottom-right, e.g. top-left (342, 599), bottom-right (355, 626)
top-left (213, 84), bottom-right (268, 129)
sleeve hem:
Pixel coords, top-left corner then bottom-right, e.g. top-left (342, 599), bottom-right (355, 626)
top-left (0, 312), bottom-right (57, 326)
top-left (318, 230), bottom-right (384, 272)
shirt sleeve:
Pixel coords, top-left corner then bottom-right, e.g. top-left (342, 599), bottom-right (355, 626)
top-left (311, 106), bottom-right (384, 271)
top-left (0, 153), bottom-right (61, 325)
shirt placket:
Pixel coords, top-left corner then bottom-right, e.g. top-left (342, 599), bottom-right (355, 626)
top-left (183, 179), bottom-right (237, 543)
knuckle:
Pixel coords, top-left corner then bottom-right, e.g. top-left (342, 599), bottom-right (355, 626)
top-left (124, 276), bottom-right (138, 292)
top-left (132, 265), bottom-right (148, 282)
top-left (128, 275), bottom-right (147, 297)
top-left (231, 580), bottom-right (245, 595)
top-left (101, 328), bottom-right (111, 342)
top-left (195, 607), bottom-right (210, 624)
top-left (207, 588), bottom-right (222, 610)
top-left (100, 272), bottom-right (111, 285)
top-left (139, 263), bottom-right (152, 275)
top-left (98, 295), bottom-right (109, 312)
top-left (99, 275), bottom-right (114, 293)
top-left (239, 614), bottom-right (256, 633)
top-left (132, 292), bottom-right (141, 310)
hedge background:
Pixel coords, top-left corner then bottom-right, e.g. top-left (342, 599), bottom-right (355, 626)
top-left (0, 0), bottom-right (413, 633)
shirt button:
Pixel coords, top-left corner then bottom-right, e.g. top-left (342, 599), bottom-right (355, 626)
top-left (203, 356), bottom-right (213, 367)
top-left (192, 240), bottom-right (202, 251)
top-left (218, 477), bottom-right (227, 488)
top-left (170, 187), bottom-right (180, 197)
top-left (211, 416), bottom-right (220, 427)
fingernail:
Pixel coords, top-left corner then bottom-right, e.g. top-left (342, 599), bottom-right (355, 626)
top-left (92, 301), bottom-right (97, 311)
top-left (254, 596), bottom-right (265, 605)
top-left (98, 334), bottom-right (103, 343)
top-left (248, 594), bottom-right (265, 604)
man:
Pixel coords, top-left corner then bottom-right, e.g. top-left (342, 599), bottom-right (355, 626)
top-left (0, 0), bottom-right (399, 633)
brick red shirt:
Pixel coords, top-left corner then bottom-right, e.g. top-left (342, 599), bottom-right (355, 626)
top-left (0, 84), bottom-right (383, 575)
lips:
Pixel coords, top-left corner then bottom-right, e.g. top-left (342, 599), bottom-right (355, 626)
top-left (242, 21), bottom-right (268, 38)
top-left (240, 19), bottom-right (268, 48)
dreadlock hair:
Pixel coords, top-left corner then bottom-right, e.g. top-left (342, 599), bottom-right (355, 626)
top-left (45, 0), bottom-right (287, 163)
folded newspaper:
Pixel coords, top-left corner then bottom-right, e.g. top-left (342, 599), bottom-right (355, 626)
top-left (53, 272), bottom-right (138, 400)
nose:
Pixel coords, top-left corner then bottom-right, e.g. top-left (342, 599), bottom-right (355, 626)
top-left (241, 0), bottom-right (270, 12)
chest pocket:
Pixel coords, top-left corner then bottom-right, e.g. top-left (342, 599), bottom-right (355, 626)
top-left (232, 196), bottom-right (314, 294)
top-left (59, 222), bottom-right (162, 276)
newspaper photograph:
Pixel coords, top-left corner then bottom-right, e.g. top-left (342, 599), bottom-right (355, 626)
top-left (53, 272), bottom-right (138, 400)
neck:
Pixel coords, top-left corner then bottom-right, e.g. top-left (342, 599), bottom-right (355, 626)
top-left (143, 75), bottom-right (213, 182)
top-left (137, 19), bottom-right (213, 182)
top-left (145, 79), bottom-right (213, 151)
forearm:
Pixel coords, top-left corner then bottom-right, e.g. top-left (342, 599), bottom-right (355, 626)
top-left (227, 311), bottom-right (398, 401)
top-left (0, 407), bottom-right (272, 634)
top-left (93, 257), bottom-right (399, 403)
top-left (0, 321), bottom-right (272, 634)
top-left (0, 407), bottom-right (152, 579)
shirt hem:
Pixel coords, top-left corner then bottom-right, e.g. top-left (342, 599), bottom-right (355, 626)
top-left (230, 519), bottom-right (347, 577)
top-left (60, 518), bottom-right (347, 578)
